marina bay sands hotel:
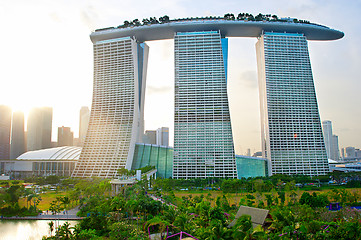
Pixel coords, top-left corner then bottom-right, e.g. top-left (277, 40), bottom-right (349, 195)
top-left (72, 16), bottom-right (344, 179)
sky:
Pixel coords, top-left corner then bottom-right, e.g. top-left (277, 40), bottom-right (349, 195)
top-left (0, 0), bottom-right (360, 155)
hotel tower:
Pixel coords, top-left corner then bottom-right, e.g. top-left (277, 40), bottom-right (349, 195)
top-left (72, 16), bottom-right (343, 178)
top-left (173, 31), bottom-right (237, 179)
top-left (256, 32), bottom-right (329, 176)
top-left (72, 37), bottom-right (148, 177)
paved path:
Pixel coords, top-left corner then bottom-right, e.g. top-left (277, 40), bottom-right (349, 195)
top-left (1, 206), bottom-right (82, 220)
top-left (148, 194), bottom-right (177, 208)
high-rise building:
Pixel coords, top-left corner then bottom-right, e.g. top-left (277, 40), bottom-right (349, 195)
top-left (10, 111), bottom-right (26, 159)
top-left (322, 120), bottom-right (333, 159)
top-left (173, 31), bottom-right (237, 179)
top-left (331, 135), bottom-right (340, 161)
top-left (58, 126), bottom-right (74, 146)
top-left (73, 17), bottom-right (343, 178)
top-left (156, 127), bottom-right (169, 147)
top-left (144, 130), bottom-right (156, 145)
top-left (79, 106), bottom-right (90, 146)
top-left (321, 120), bottom-right (340, 160)
top-left (27, 107), bottom-right (53, 151)
top-left (72, 37), bottom-right (149, 178)
top-left (256, 32), bottom-right (329, 176)
top-left (0, 106), bottom-right (12, 160)
top-left (345, 147), bottom-right (356, 158)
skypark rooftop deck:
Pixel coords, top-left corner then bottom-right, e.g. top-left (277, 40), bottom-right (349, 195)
top-left (90, 19), bottom-right (344, 43)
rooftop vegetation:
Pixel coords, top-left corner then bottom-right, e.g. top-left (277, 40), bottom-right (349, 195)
top-left (95, 13), bottom-right (316, 32)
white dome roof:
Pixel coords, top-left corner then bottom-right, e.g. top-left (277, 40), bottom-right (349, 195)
top-left (17, 146), bottom-right (82, 161)
top-left (328, 159), bottom-right (339, 164)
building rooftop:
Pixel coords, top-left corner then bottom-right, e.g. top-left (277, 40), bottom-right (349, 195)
top-left (17, 146), bottom-right (81, 161)
top-left (91, 17), bottom-right (343, 43)
top-left (228, 205), bottom-right (270, 228)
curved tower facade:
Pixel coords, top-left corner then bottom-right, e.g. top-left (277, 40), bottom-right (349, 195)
top-left (72, 18), bottom-right (343, 178)
top-left (173, 31), bottom-right (237, 179)
top-left (72, 37), bottom-right (148, 178)
top-left (256, 32), bottom-right (329, 176)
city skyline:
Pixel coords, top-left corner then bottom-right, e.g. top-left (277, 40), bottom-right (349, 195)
top-left (0, 0), bottom-right (360, 154)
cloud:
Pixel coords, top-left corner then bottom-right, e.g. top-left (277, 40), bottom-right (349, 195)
top-left (80, 5), bottom-right (98, 30)
top-left (238, 70), bottom-right (258, 88)
top-left (49, 12), bottom-right (61, 23)
top-left (147, 85), bottom-right (172, 95)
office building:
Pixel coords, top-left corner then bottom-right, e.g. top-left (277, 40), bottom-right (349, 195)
top-left (58, 126), bottom-right (74, 146)
top-left (0, 106), bottom-right (12, 160)
top-left (345, 147), bottom-right (356, 158)
top-left (340, 147), bottom-right (361, 162)
top-left (173, 31), bottom-right (237, 179)
top-left (322, 120), bottom-right (333, 158)
top-left (321, 120), bottom-right (340, 160)
top-left (72, 37), bottom-right (149, 178)
top-left (331, 135), bottom-right (340, 161)
top-left (27, 107), bottom-right (53, 151)
top-left (79, 106), bottom-right (90, 146)
top-left (10, 111), bottom-right (26, 159)
top-left (144, 130), bottom-right (156, 145)
top-left (156, 127), bottom-right (169, 147)
top-left (1, 146), bottom-right (79, 178)
top-left (72, 16), bottom-right (343, 178)
top-left (256, 32), bottom-right (329, 176)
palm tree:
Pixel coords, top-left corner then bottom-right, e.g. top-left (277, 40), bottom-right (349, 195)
top-left (145, 216), bottom-right (170, 240)
top-left (61, 196), bottom-right (71, 220)
top-left (231, 215), bottom-right (265, 239)
top-left (204, 219), bottom-right (232, 240)
top-left (48, 221), bottom-right (54, 237)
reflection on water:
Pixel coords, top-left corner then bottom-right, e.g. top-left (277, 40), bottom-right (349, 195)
top-left (0, 220), bottom-right (78, 240)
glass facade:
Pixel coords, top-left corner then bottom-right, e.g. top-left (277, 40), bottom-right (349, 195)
top-left (72, 37), bottom-right (149, 178)
top-left (173, 31), bottom-right (237, 179)
top-left (256, 32), bottom-right (329, 176)
top-left (235, 155), bottom-right (267, 179)
top-left (131, 144), bottom-right (266, 179)
top-left (132, 143), bottom-right (173, 179)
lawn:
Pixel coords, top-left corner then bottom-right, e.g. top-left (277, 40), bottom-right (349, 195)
top-left (173, 188), bottom-right (361, 206)
top-left (19, 191), bottom-right (67, 211)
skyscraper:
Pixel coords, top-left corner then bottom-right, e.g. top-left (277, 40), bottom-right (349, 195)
top-left (79, 106), bottom-right (90, 146)
top-left (72, 37), bottom-right (149, 178)
top-left (74, 16), bottom-right (343, 178)
top-left (0, 106), bottom-right (12, 160)
top-left (322, 120), bottom-right (333, 159)
top-left (256, 32), bottom-right (329, 176)
top-left (27, 107), bottom-right (53, 151)
top-left (10, 111), bottom-right (26, 159)
top-left (144, 130), bottom-right (156, 145)
top-left (58, 126), bottom-right (74, 146)
top-left (331, 135), bottom-right (340, 161)
top-left (322, 120), bottom-right (340, 160)
top-left (173, 31), bottom-right (237, 179)
top-left (156, 127), bottom-right (169, 147)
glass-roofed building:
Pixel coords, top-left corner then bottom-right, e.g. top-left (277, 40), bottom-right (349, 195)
top-left (0, 144), bottom-right (267, 179)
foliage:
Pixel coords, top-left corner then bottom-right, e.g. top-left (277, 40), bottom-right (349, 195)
top-left (299, 192), bottom-right (329, 208)
top-left (111, 13), bottom-right (315, 31)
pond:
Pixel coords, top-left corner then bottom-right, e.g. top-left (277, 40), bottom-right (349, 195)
top-left (0, 220), bottom-right (78, 240)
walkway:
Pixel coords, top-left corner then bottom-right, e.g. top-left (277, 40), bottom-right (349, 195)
top-left (148, 194), bottom-right (177, 208)
top-left (1, 206), bottom-right (82, 220)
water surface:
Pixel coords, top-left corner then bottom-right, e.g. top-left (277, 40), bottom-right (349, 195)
top-left (0, 220), bottom-right (78, 240)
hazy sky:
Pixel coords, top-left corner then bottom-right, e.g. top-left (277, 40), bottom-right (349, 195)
top-left (0, 0), bottom-right (360, 155)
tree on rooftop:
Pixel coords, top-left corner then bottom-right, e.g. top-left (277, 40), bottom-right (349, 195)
top-left (123, 20), bottom-right (130, 27)
top-left (133, 19), bottom-right (141, 26)
top-left (255, 13), bottom-right (264, 21)
top-left (150, 17), bottom-right (159, 24)
top-left (237, 13), bottom-right (245, 20)
top-left (159, 15), bottom-right (170, 23)
top-left (224, 13), bottom-right (235, 20)
top-left (142, 18), bottom-right (150, 25)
